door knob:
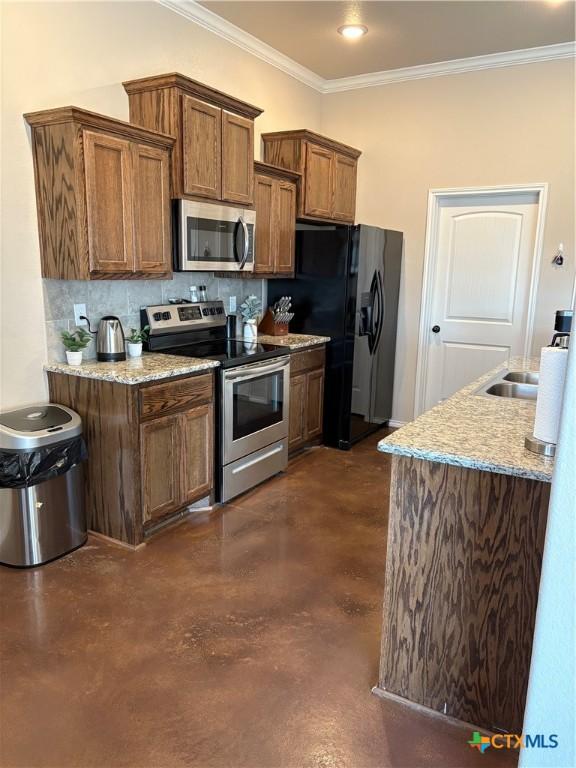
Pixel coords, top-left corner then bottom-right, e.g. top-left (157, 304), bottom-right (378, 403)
top-left (432, 325), bottom-right (441, 333)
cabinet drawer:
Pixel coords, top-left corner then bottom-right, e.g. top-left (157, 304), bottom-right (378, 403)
top-left (139, 374), bottom-right (213, 419)
top-left (290, 347), bottom-right (325, 375)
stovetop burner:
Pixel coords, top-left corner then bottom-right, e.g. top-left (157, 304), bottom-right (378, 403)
top-left (162, 338), bottom-right (286, 369)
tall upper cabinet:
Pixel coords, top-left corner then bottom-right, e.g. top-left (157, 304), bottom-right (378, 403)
top-left (25, 107), bottom-right (174, 280)
top-left (253, 162), bottom-right (299, 277)
top-left (123, 73), bottom-right (263, 207)
top-left (262, 129), bottom-right (361, 224)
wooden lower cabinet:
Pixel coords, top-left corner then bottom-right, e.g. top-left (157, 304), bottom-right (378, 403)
top-left (305, 368), bottom-right (325, 440)
top-left (141, 415), bottom-right (181, 523)
top-left (180, 404), bottom-right (213, 506)
top-left (288, 373), bottom-right (306, 451)
top-left (288, 347), bottom-right (326, 454)
top-left (47, 370), bottom-right (215, 546)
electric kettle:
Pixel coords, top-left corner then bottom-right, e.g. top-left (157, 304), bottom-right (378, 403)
top-left (81, 315), bottom-right (126, 361)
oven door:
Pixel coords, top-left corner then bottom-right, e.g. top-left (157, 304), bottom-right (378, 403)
top-left (222, 356), bottom-right (290, 464)
top-left (177, 200), bottom-right (255, 272)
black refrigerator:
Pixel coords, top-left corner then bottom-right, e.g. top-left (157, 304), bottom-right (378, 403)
top-left (268, 223), bottom-right (403, 449)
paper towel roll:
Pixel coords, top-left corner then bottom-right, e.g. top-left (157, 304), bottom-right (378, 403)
top-left (533, 346), bottom-right (569, 444)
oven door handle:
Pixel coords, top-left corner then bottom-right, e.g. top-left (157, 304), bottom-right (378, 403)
top-left (223, 356), bottom-right (290, 381)
top-left (238, 216), bottom-right (249, 270)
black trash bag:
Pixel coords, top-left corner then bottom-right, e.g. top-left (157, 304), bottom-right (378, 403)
top-left (0, 436), bottom-right (87, 489)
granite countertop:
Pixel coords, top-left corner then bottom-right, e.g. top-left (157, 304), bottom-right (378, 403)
top-left (257, 333), bottom-right (330, 350)
top-left (44, 353), bottom-right (219, 385)
top-left (378, 356), bottom-right (553, 482)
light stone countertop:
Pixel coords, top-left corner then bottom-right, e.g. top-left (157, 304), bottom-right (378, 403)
top-left (378, 356), bottom-right (554, 483)
top-left (257, 333), bottom-right (330, 350)
top-left (44, 353), bottom-right (219, 385)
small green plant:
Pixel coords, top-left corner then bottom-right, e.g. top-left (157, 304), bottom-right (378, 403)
top-left (61, 328), bottom-right (91, 352)
top-left (240, 295), bottom-right (262, 322)
top-left (126, 326), bottom-right (150, 343)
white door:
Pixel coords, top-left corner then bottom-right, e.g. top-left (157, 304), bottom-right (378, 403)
top-left (422, 191), bottom-right (540, 413)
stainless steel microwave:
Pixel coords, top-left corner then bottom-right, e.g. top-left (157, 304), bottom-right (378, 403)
top-left (174, 200), bottom-right (255, 272)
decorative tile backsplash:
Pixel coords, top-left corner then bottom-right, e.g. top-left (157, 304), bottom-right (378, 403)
top-left (43, 274), bottom-right (266, 362)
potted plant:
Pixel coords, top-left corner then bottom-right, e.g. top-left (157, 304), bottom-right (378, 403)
top-left (61, 328), bottom-right (91, 365)
top-left (126, 326), bottom-right (150, 358)
top-left (239, 296), bottom-right (262, 342)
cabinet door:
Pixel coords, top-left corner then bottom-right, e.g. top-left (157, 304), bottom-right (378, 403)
top-left (222, 111), bottom-right (254, 205)
top-left (182, 95), bottom-right (222, 199)
top-left (306, 369), bottom-right (325, 440)
top-left (275, 181), bottom-right (296, 274)
top-left (289, 374), bottom-right (306, 451)
top-left (132, 144), bottom-right (172, 274)
top-left (304, 143), bottom-right (334, 219)
top-left (332, 154), bottom-right (357, 223)
top-left (180, 404), bottom-right (214, 505)
top-left (141, 415), bottom-right (180, 524)
top-left (253, 174), bottom-right (275, 274)
top-left (83, 130), bottom-right (134, 274)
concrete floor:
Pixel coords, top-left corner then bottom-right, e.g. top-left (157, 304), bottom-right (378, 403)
top-left (1, 434), bottom-right (518, 768)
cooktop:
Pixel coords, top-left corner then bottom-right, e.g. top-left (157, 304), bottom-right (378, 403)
top-left (160, 339), bottom-right (287, 369)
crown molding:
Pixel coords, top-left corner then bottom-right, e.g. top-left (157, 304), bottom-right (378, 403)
top-left (157, 0), bottom-right (324, 91)
top-left (157, 2), bottom-right (576, 95)
top-left (322, 41), bottom-right (576, 92)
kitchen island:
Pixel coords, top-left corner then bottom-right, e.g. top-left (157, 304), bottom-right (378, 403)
top-left (376, 357), bottom-right (551, 734)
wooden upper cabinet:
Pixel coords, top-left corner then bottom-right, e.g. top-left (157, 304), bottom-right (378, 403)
top-left (24, 107), bottom-right (174, 280)
top-left (262, 129), bottom-right (361, 224)
top-left (182, 95), bottom-right (222, 199)
top-left (84, 131), bottom-right (135, 274)
top-left (254, 174), bottom-right (275, 274)
top-left (253, 162), bottom-right (299, 277)
top-left (304, 144), bottom-right (334, 219)
top-left (132, 143), bottom-right (172, 273)
top-left (222, 111), bottom-right (254, 204)
top-left (124, 73), bottom-right (263, 205)
top-left (332, 153), bottom-right (357, 223)
top-left (276, 181), bottom-right (296, 273)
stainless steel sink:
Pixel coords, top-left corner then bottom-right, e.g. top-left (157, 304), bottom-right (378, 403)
top-left (503, 371), bottom-right (539, 385)
top-left (484, 382), bottom-right (538, 400)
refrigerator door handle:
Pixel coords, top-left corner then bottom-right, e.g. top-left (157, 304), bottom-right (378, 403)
top-left (367, 271), bottom-right (379, 353)
top-left (372, 270), bottom-right (385, 354)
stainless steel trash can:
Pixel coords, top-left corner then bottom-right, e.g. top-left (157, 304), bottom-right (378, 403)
top-left (0, 404), bottom-right (87, 567)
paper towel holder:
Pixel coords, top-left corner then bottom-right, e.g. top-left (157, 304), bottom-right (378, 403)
top-left (525, 434), bottom-right (556, 458)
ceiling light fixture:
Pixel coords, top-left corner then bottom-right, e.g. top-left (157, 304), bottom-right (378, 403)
top-left (337, 24), bottom-right (368, 40)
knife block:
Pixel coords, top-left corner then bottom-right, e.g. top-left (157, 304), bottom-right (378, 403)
top-left (258, 309), bottom-right (289, 336)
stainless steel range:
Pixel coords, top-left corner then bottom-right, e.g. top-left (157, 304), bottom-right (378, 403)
top-left (141, 300), bottom-right (289, 502)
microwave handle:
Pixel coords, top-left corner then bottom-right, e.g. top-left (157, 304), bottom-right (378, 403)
top-left (238, 217), bottom-right (249, 270)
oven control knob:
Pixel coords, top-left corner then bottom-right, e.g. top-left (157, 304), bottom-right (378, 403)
top-left (162, 311), bottom-right (171, 320)
top-left (217, 307), bottom-right (223, 314)
top-left (209, 307), bottom-right (215, 315)
top-left (202, 308), bottom-right (209, 316)
top-left (153, 312), bottom-right (162, 322)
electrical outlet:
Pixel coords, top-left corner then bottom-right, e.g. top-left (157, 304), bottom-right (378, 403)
top-left (229, 296), bottom-right (237, 313)
top-left (73, 303), bottom-right (88, 327)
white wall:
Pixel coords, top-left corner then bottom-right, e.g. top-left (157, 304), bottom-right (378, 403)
top-left (320, 60), bottom-right (575, 422)
top-left (520, 337), bottom-right (575, 768)
top-left (0, 0), bottom-right (321, 410)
